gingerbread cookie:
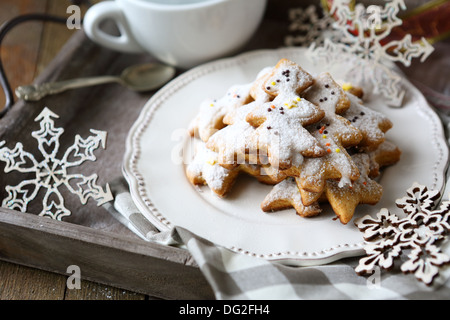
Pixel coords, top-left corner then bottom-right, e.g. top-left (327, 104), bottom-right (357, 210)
top-left (187, 140), bottom-right (288, 196)
top-left (224, 67), bottom-right (273, 126)
top-left (261, 59), bottom-right (315, 97)
top-left (343, 93), bottom-right (393, 150)
top-left (298, 139), bottom-right (401, 214)
top-left (205, 102), bottom-right (259, 168)
top-left (303, 72), bottom-right (351, 114)
top-left (186, 141), bottom-right (241, 197)
top-left (245, 60), bottom-right (326, 169)
top-left (297, 73), bottom-right (363, 195)
top-left (324, 153), bottom-right (383, 224)
top-left (365, 140), bottom-right (402, 178)
top-left (261, 177), bottom-right (322, 217)
top-left (206, 68), bottom-right (273, 168)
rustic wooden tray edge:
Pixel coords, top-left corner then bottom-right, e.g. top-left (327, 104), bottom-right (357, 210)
top-left (0, 207), bottom-right (214, 299)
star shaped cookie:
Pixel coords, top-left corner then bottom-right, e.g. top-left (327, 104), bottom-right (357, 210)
top-left (261, 177), bottom-right (322, 217)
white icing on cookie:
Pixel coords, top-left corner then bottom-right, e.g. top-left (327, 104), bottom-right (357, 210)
top-left (299, 73), bottom-right (362, 189)
top-left (263, 59), bottom-right (314, 97)
top-left (189, 83), bottom-right (253, 141)
top-left (206, 68), bottom-right (273, 166)
top-left (186, 140), bottom-right (234, 194)
top-left (206, 102), bottom-right (260, 166)
top-left (248, 97), bottom-right (326, 168)
top-left (246, 61), bottom-right (325, 169)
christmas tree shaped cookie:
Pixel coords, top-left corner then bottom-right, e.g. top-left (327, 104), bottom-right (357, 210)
top-left (263, 147), bottom-right (396, 224)
top-left (186, 141), bottom-right (240, 197)
top-left (245, 59), bottom-right (326, 170)
top-left (189, 82), bottom-right (253, 142)
top-left (296, 72), bottom-right (363, 197)
top-left (187, 140), bottom-right (288, 197)
top-left (206, 68), bottom-right (272, 168)
top-left (324, 153), bottom-right (383, 224)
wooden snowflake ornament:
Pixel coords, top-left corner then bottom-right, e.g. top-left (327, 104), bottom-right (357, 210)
top-left (354, 182), bottom-right (450, 285)
top-left (0, 107), bottom-right (113, 220)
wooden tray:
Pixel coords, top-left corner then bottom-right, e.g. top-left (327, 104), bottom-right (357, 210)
top-left (0, 28), bottom-right (219, 299)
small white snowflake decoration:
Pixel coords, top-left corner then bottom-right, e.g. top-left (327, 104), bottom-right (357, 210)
top-left (305, 0), bottom-right (434, 107)
top-left (0, 107), bottom-right (113, 220)
top-left (354, 182), bottom-right (450, 286)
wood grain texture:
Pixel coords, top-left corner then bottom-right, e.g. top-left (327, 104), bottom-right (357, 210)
top-left (0, 206), bottom-right (213, 299)
top-left (0, 260), bottom-right (66, 300)
top-left (64, 280), bottom-right (147, 300)
top-left (0, 0), bottom-right (47, 110)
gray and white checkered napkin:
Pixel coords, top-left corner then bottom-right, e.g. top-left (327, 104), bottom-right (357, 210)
top-left (103, 177), bottom-right (450, 300)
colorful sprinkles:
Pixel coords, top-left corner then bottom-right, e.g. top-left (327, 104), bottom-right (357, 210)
top-left (342, 82), bottom-right (353, 91)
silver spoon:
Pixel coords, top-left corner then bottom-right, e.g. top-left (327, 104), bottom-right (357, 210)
top-left (15, 63), bottom-right (176, 101)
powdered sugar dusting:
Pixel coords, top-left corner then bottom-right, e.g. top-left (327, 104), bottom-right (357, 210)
top-left (246, 60), bottom-right (325, 168)
top-left (186, 141), bottom-right (231, 191)
top-left (299, 73), bottom-right (361, 189)
top-left (343, 93), bottom-right (393, 148)
top-left (189, 82), bottom-right (253, 141)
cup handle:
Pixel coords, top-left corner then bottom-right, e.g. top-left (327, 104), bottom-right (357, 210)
top-left (83, 1), bottom-right (144, 53)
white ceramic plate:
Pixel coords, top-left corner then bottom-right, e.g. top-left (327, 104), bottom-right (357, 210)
top-left (123, 48), bottom-right (449, 266)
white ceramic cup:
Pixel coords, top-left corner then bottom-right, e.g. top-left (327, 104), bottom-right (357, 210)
top-left (83, 0), bottom-right (267, 69)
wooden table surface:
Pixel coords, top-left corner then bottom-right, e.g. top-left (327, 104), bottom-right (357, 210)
top-left (0, 0), bottom-right (150, 300)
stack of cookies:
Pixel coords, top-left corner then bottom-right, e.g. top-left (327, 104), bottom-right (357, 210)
top-left (186, 59), bottom-right (401, 224)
